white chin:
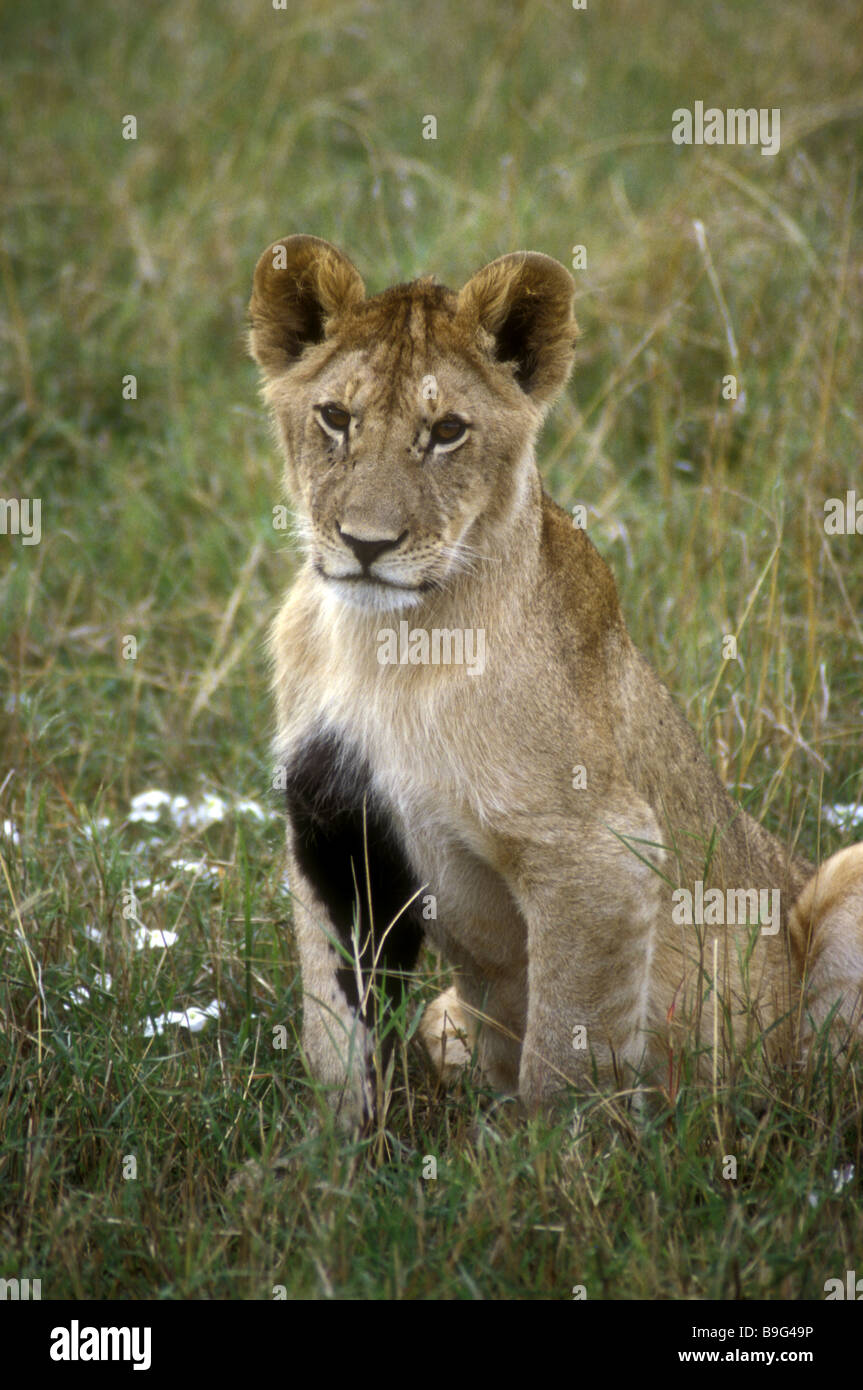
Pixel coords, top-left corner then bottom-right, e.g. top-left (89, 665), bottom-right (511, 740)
top-left (324, 578), bottom-right (426, 612)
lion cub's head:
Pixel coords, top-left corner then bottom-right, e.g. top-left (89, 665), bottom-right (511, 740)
top-left (249, 235), bottom-right (577, 612)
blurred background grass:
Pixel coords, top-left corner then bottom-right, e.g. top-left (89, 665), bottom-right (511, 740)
top-left (1, 0), bottom-right (862, 1300)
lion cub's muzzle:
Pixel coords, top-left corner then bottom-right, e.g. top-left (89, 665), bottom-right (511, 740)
top-left (336, 523), bottom-right (408, 575)
top-left (315, 519), bottom-right (437, 607)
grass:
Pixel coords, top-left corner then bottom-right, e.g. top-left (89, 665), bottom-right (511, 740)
top-left (1, 0), bottom-right (862, 1300)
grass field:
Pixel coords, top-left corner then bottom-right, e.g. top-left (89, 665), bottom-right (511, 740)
top-left (2, 0), bottom-right (862, 1300)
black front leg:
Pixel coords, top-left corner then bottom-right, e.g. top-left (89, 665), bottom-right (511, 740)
top-left (283, 731), bottom-right (426, 1124)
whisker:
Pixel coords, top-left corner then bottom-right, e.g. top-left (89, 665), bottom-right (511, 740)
top-left (441, 539), bottom-right (501, 576)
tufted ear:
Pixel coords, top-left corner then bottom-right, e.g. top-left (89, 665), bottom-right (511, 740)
top-left (457, 252), bottom-right (577, 405)
top-left (248, 234), bottom-right (366, 375)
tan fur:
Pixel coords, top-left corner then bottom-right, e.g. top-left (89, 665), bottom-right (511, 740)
top-left (249, 234), bottom-right (863, 1127)
top-left (789, 843), bottom-right (863, 1046)
top-left (417, 986), bottom-right (477, 1083)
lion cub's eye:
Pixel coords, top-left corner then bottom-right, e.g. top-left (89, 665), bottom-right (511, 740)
top-left (429, 415), bottom-right (468, 448)
top-left (317, 402), bottom-right (351, 432)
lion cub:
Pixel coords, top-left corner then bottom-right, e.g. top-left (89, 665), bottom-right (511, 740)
top-left (249, 234), bottom-right (863, 1128)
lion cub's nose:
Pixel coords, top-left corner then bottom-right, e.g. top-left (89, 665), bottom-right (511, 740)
top-left (337, 525), bottom-right (407, 569)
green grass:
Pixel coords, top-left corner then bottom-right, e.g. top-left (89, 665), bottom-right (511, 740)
top-left (1, 0), bottom-right (862, 1299)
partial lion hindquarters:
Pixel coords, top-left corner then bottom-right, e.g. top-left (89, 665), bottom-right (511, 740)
top-left (789, 844), bottom-right (863, 1050)
top-left (249, 233), bottom-right (863, 1131)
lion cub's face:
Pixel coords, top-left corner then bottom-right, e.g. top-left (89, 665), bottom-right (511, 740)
top-left (249, 236), bottom-right (578, 612)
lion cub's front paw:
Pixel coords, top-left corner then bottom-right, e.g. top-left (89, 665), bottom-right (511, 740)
top-left (419, 986), bottom-right (477, 1083)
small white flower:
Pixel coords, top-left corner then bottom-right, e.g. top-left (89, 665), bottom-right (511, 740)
top-left (170, 857), bottom-right (220, 881)
top-left (170, 795), bottom-right (192, 820)
top-left (81, 817), bottom-right (112, 840)
top-left (142, 998), bottom-right (222, 1037)
top-left (131, 926), bottom-right (179, 951)
top-left (176, 793), bottom-right (226, 830)
top-left (129, 789), bottom-right (174, 823)
top-left (807, 1163), bottom-right (855, 1207)
top-left (822, 803), bottom-right (863, 830)
top-left (129, 788), bottom-right (272, 834)
top-left (2, 820), bottom-right (21, 846)
top-left (832, 1163), bottom-right (855, 1193)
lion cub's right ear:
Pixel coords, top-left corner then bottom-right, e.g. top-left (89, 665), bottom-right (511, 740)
top-left (248, 235), bottom-right (366, 376)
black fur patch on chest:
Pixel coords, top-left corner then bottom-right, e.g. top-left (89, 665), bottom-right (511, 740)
top-left (283, 731), bottom-right (425, 1020)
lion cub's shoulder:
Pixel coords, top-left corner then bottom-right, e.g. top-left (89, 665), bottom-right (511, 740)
top-left (539, 493), bottom-right (625, 659)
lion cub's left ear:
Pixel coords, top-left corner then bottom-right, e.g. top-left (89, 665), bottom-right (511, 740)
top-left (457, 252), bottom-right (577, 406)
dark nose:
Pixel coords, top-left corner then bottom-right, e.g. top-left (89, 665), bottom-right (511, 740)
top-left (337, 527), bottom-right (407, 569)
